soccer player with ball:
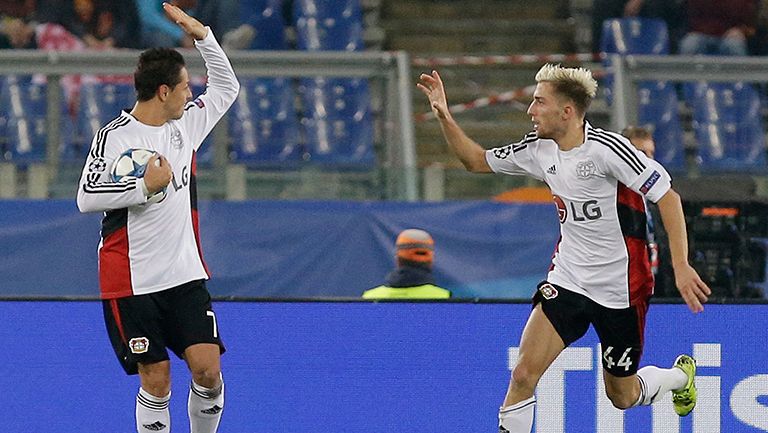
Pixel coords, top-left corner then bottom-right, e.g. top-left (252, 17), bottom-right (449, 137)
top-left (419, 65), bottom-right (711, 432)
top-left (77, 3), bottom-right (239, 433)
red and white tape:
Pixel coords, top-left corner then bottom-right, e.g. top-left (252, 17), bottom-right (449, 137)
top-left (412, 53), bottom-right (603, 68)
top-left (415, 85), bottom-right (536, 122)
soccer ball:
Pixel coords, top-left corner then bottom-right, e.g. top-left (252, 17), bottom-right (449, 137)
top-left (110, 148), bottom-right (167, 204)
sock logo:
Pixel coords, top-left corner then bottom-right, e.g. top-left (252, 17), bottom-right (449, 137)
top-left (201, 405), bottom-right (223, 415)
top-left (142, 421), bottom-right (167, 431)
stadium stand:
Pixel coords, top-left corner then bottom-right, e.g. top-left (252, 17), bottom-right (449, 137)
top-left (600, 17), bottom-right (686, 171)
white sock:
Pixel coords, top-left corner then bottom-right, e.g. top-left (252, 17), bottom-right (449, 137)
top-left (136, 387), bottom-right (170, 433)
top-left (188, 377), bottom-right (224, 433)
top-left (499, 396), bottom-right (536, 433)
top-left (635, 365), bottom-right (688, 406)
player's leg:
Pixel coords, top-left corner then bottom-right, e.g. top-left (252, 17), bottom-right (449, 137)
top-left (165, 280), bottom-right (226, 433)
top-left (137, 361), bottom-right (173, 433)
top-left (499, 304), bottom-right (564, 432)
top-left (185, 343), bottom-right (225, 433)
top-left (499, 283), bottom-right (591, 433)
top-left (593, 300), bottom-right (692, 413)
top-left (103, 296), bottom-right (173, 433)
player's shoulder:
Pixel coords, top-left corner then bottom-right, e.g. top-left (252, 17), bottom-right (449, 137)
top-left (490, 131), bottom-right (538, 160)
top-left (585, 124), bottom-right (648, 174)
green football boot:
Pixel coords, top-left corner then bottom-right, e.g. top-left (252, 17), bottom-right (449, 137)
top-left (672, 354), bottom-right (697, 416)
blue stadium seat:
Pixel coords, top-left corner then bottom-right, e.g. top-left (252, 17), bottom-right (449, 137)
top-left (293, 0), bottom-right (364, 51)
top-left (689, 82), bottom-right (767, 170)
top-left (636, 81), bottom-right (686, 171)
top-left (229, 77), bottom-right (300, 163)
top-left (0, 79), bottom-right (74, 162)
top-left (76, 82), bottom-right (135, 157)
top-left (241, 0), bottom-right (288, 49)
top-left (298, 77), bottom-right (374, 165)
top-left (600, 18), bottom-right (685, 171)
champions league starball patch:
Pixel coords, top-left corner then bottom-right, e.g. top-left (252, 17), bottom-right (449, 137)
top-left (129, 337), bottom-right (150, 354)
top-left (88, 157), bottom-right (107, 172)
top-left (640, 170), bottom-right (661, 194)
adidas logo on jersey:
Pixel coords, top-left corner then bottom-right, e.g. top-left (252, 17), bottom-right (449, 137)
top-left (547, 165), bottom-right (557, 175)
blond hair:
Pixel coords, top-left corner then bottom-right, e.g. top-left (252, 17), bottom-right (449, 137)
top-left (535, 63), bottom-right (597, 115)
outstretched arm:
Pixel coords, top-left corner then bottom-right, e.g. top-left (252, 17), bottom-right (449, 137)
top-left (163, 2), bottom-right (208, 40)
top-left (656, 189), bottom-right (711, 313)
top-left (417, 70), bottom-right (492, 173)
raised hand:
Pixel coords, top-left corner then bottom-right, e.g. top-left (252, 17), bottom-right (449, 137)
top-left (417, 70), bottom-right (451, 120)
top-left (163, 2), bottom-right (208, 40)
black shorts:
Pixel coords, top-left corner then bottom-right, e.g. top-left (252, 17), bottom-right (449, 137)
top-left (533, 281), bottom-right (649, 377)
top-left (102, 279), bottom-right (225, 375)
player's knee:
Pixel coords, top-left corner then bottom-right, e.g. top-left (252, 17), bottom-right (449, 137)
top-left (141, 374), bottom-right (171, 397)
top-left (605, 388), bottom-right (636, 410)
top-left (191, 365), bottom-right (222, 389)
top-left (511, 363), bottom-right (539, 393)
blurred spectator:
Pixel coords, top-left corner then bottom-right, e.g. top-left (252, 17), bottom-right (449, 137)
top-left (0, 0), bottom-right (36, 48)
top-left (591, 0), bottom-right (684, 54)
top-left (35, 0), bottom-right (140, 49)
top-left (362, 229), bottom-right (451, 299)
top-left (0, 0), bottom-right (35, 19)
top-left (136, 0), bottom-right (195, 48)
top-left (678, 0), bottom-right (757, 56)
top-left (193, 0), bottom-right (239, 40)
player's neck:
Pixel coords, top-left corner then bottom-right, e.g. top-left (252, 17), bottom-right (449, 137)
top-left (555, 122), bottom-right (585, 152)
top-left (130, 102), bottom-right (169, 127)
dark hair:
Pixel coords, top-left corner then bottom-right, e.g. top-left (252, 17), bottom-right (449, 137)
top-left (134, 48), bottom-right (186, 102)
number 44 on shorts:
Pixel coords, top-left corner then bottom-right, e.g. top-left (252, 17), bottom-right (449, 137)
top-left (603, 346), bottom-right (633, 371)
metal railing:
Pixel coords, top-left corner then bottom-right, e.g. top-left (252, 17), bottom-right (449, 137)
top-left (0, 49), bottom-right (418, 200)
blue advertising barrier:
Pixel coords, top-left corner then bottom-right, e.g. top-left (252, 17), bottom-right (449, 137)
top-left (0, 200), bottom-right (559, 298)
top-left (1, 301), bottom-right (766, 432)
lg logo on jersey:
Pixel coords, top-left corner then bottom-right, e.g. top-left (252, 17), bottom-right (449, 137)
top-left (171, 165), bottom-right (189, 192)
top-left (553, 195), bottom-right (602, 223)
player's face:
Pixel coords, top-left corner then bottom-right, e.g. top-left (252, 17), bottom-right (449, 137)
top-left (166, 67), bottom-right (192, 120)
top-left (527, 82), bottom-right (567, 140)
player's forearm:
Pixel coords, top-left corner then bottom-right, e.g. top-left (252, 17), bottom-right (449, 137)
top-left (77, 178), bottom-right (148, 212)
top-left (438, 116), bottom-right (491, 173)
top-left (195, 30), bottom-right (239, 106)
top-left (656, 189), bottom-right (690, 268)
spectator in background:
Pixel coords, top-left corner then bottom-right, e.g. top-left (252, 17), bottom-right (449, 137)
top-left (591, 0), bottom-right (684, 54)
top-left (678, 0), bottom-right (757, 56)
top-left (0, 0), bottom-right (36, 48)
top-left (362, 229), bottom-right (451, 299)
top-left (136, 0), bottom-right (196, 48)
top-left (36, 0), bottom-right (141, 49)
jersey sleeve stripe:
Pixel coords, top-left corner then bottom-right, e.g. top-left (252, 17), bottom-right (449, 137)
top-left (598, 130), bottom-right (646, 169)
top-left (90, 116), bottom-right (131, 159)
top-left (589, 133), bottom-right (645, 175)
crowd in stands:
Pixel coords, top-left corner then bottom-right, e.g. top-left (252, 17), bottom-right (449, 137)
top-left (592, 0), bottom-right (766, 56)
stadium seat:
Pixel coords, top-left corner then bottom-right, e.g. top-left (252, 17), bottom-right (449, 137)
top-left (0, 79), bottom-right (74, 162)
top-left (293, 0), bottom-right (364, 51)
top-left (298, 77), bottom-right (374, 165)
top-left (241, 0), bottom-right (288, 50)
top-left (76, 82), bottom-right (135, 155)
top-left (229, 77), bottom-right (300, 163)
top-left (600, 18), bottom-right (685, 171)
top-left (636, 81), bottom-right (686, 171)
top-left (689, 82), bottom-right (767, 170)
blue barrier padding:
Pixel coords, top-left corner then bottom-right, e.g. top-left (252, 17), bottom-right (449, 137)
top-left (0, 199), bottom-right (559, 298)
top-left (0, 301), bottom-right (765, 432)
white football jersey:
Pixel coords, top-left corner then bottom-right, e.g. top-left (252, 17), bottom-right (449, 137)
top-left (77, 30), bottom-right (239, 299)
top-left (486, 122), bottom-right (672, 308)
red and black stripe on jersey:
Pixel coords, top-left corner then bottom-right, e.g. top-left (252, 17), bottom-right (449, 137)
top-left (617, 183), bottom-right (653, 305)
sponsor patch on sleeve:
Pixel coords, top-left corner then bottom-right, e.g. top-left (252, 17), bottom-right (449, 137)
top-left (193, 98), bottom-right (205, 108)
top-left (639, 170), bottom-right (661, 194)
